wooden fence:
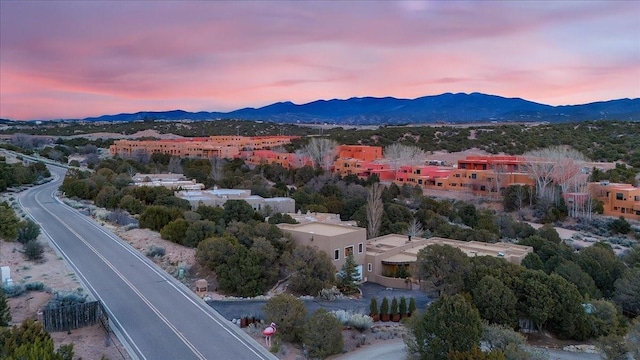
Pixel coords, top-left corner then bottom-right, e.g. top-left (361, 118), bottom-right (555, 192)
top-left (42, 301), bottom-right (108, 332)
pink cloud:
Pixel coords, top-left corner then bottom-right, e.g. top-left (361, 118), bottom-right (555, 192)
top-left (1, 1), bottom-right (639, 120)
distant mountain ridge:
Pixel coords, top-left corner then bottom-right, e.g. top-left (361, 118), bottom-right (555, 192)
top-left (83, 92), bottom-right (640, 124)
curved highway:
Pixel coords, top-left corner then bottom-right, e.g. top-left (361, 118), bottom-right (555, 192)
top-left (18, 165), bottom-right (276, 360)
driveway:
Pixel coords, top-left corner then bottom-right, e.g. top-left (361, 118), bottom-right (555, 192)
top-left (208, 282), bottom-right (432, 320)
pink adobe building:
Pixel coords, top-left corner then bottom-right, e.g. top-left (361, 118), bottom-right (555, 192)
top-left (109, 135), bottom-right (298, 159)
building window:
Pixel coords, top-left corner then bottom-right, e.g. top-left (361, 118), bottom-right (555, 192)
top-left (334, 249), bottom-right (340, 260)
top-left (635, 196), bottom-right (639, 201)
top-left (367, 263), bottom-right (372, 272)
top-left (460, 164), bottom-right (466, 169)
top-left (616, 193), bottom-right (623, 200)
top-left (358, 243), bottom-right (363, 254)
top-left (345, 246), bottom-right (354, 258)
top-left (415, 169), bottom-right (421, 175)
top-left (471, 173), bottom-right (477, 179)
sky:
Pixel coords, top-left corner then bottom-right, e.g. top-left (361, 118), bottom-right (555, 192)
top-left (1, 1), bottom-right (639, 120)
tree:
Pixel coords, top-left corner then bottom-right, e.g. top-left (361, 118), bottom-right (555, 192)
top-left (546, 274), bottom-right (590, 340)
top-left (24, 240), bottom-right (44, 261)
top-left (406, 218), bottom-right (425, 241)
top-left (399, 296), bottom-right (407, 316)
top-left (304, 138), bottom-right (338, 171)
top-left (160, 219), bottom-right (189, 245)
top-left (366, 182), bottom-right (383, 239)
top-left (139, 206), bottom-right (183, 232)
top-left (502, 185), bottom-right (531, 213)
top-left (284, 245), bottom-right (336, 296)
top-left (472, 276), bottom-right (517, 326)
top-left (447, 345), bottom-right (506, 360)
top-left (337, 254), bottom-right (360, 294)
top-left (0, 289), bottom-right (11, 327)
top-left (588, 300), bottom-right (622, 338)
top-left (576, 242), bottom-right (625, 298)
top-left (0, 319), bottom-right (74, 360)
top-left (384, 143), bottom-right (425, 174)
top-left (416, 244), bottom-right (470, 296)
top-left (263, 294), bottom-right (306, 343)
top-left (222, 200), bottom-right (255, 224)
top-left (553, 261), bottom-right (600, 299)
top-left (380, 297), bottom-right (389, 318)
top-left (405, 294), bottom-right (482, 360)
top-left (613, 267), bottom-right (640, 317)
top-left (610, 216), bottom-right (631, 235)
top-left (369, 297), bottom-right (378, 316)
top-left (516, 270), bottom-right (554, 332)
top-left (16, 219), bottom-right (40, 244)
top-left (0, 203), bottom-right (20, 241)
top-left (303, 308), bottom-right (344, 359)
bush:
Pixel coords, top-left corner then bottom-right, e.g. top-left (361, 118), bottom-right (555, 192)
top-left (303, 309), bottom-right (344, 359)
top-left (24, 240), bottom-right (44, 261)
top-left (146, 245), bottom-right (166, 258)
top-left (390, 297), bottom-right (398, 316)
top-left (263, 294), bottom-right (307, 343)
top-left (317, 286), bottom-right (342, 301)
top-left (611, 216), bottom-right (631, 235)
top-left (25, 282), bottom-right (45, 291)
top-left (17, 219), bottom-right (40, 244)
top-left (3, 284), bottom-right (25, 298)
top-left (348, 313), bottom-right (373, 332)
top-left (46, 290), bottom-right (87, 309)
top-left (331, 310), bottom-right (350, 325)
top-left (408, 297), bottom-right (417, 315)
top-left (369, 297), bottom-right (378, 315)
top-left (399, 296), bottom-right (407, 315)
top-left (380, 297), bottom-right (389, 316)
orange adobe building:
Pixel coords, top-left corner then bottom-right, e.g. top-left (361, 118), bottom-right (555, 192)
top-left (588, 182), bottom-right (640, 221)
top-left (333, 145), bottom-right (384, 176)
top-left (109, 135), bottom-right (298, 159)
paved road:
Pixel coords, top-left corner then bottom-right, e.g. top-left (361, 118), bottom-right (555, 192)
top-left (18, 166), bottom-right (276, 360)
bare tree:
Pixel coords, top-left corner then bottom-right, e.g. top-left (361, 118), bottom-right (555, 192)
top-left (304, 138), bottom-right (338, 171)
top-left (168, 157), bottom-right (183, 174)
top-left (406, 218), bottom-right (425, 241)
top-left (384, 143), bottom-right (425, 176)
top-left (366, 182), bottom-right (383, 239)
top-left (209, 156), bottom-right (226, 184)
top-left (523, 146), bottom-right (587, 206)
top-left (11, 133), bottom-right (35, 149)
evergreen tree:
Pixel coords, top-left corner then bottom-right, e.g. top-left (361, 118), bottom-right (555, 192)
top-left (337, 253), bottom-right (360, 294)
top-left (303, 309), bottom-right (343, 359)
top-left (0, 288), bottom-right (11, 327)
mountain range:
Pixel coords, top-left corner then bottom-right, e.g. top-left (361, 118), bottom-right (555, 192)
top-left (83, 92), bottom-right (640, 125)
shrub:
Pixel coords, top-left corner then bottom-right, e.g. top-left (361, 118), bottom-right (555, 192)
top-left (3, 284), bottom-right (25, 298)
top-left (303, 309), bottom-right (344, 359)
top-left (331, 310), bottom-right (350, 325)
top-left (380, 297), bottom-right (389, 316)
top-left (24, 240), bottom-right (44, 261)
top-left (399, 296), bottom-right (407, 315)
top-left (348, 313), bottom-right (373, 332)
top-left (369, 297), bottom-right (378, 315)
top-left (611, 216), bottom-right (631, 235)
top-left (16, 219), bottom-right (40, 244)
top-left (390, 297), bottom-right (398, 316)
top-left (408, 297), bottom-right (417, 315)
top-left (146, 245), bottom-right (166, 258)
top-left (25, 282), bottom-right (45, 291)
top-left (317, 286), bottom-right (341, 301)
top-left (46, 290), bottom-right (87, 309)
top-left (263, 294), bottom-right (307, 343)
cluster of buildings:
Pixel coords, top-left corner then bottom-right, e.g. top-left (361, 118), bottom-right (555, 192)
top-left (121, 136), bottom-right (639, 221)
top-left (276, 220), bottom-right (533, 288)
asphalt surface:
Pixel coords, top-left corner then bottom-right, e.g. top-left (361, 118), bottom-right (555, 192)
top-left (18, 166), bottom-right (276, 360)
top-left (209, 282), bottom-right (432, 320)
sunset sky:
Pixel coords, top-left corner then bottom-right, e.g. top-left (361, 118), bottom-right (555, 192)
top-left (1, 1), bottom-right (639, 120)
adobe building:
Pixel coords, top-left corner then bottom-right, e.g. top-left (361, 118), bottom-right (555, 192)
top-left (276, 222), bottom-right (367, 277)
top-left (365, 234), bottom-right (533, 288)
top-left (175, 188), bottom-right (295, 214)
top-left (588, 181), bottom-right (640, 221)
top-left (132, 173), bottom-right (205, 190)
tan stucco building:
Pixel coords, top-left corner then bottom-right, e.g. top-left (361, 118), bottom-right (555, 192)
top-left (276, 222), bottom-right (367, 277)
top-left (365, 234), bottom-right (533, 288)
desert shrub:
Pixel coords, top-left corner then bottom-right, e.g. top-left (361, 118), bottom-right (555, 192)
top-left (3, 284), bottom-right (25, 298)
top-left (146, 245), bottom-right (166, 258)
top-left (317, 286), bottom-right (342, 301)
top-left (263, 294), bottom-right (307, 343)
top-left (348, 313), bottom-right (373, 332)
top-left (611, 216), bottom-right (631, 235)
top-left (46, 290), bottom-right (87, 309)
top-left (25, 282), bottom-right (45, 291)
top-left (303, 309), bottom-right (344, 359)
top-left (24, 240), bottom-right (44, 261)
top-left (16, 219), bottom-right (40, 244)
top-left (331, 310), bottom-right (350, 325)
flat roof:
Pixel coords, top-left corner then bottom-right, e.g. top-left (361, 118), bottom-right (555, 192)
top-left (279, 222), bottom-right (364, 237)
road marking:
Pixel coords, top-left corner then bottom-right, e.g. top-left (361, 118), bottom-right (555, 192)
top-left (26, 182), bottom-right (207, 360)
top-left (28, 167), bottom-right (274, 360)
